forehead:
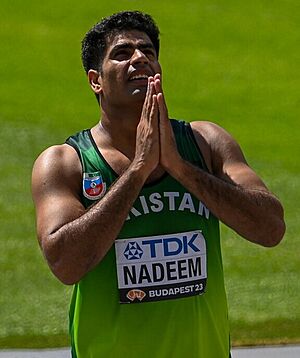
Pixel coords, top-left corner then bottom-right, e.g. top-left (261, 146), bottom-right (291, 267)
top-left (105, 30), bottom-right (154, 52)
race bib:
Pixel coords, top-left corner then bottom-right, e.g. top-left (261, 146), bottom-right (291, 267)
top-left (115, 230), bottom-right (207, 303)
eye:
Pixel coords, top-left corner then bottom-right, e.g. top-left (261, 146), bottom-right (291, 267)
top-left (144, 49), bottom-right (156, 59)
top-left (114, 49), bottom-right (132, 61)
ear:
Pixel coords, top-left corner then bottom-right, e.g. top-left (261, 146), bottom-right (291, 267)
top-left (88, 70), bottom-right (102, 94)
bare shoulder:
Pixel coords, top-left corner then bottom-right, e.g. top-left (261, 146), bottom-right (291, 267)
top-left (32, 143), bottom-right (82, 201)
top-left (191, 120), bottom-right (246, 166)
top-left (190, 120), bottom-right (237, 149)
top-left (190, 120), bottom-right (268, 190)
top-left (190, 120), bottom-right (240, 174)
top-left (32, 143), bottom-right (85, 243)
top-left (33, 143), bottom-right (80, 169)
top-left (189, 121), bottom-right (213, 173)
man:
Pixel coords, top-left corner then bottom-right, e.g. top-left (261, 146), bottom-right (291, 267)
top-left (32, 11), bottom-right (285, 358)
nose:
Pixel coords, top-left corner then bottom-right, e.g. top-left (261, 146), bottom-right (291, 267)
top-left (130, 48), bottom-right (149, 65)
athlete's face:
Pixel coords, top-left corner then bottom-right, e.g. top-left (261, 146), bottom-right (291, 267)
top-left (97, 30), bottom-right (161, 107)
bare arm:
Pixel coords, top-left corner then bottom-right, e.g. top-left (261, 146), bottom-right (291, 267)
top-left (170, 122), bottom-right (284, 246)
top-left (32, 79), bottom-right (159, 285)
top-left (153, 74), bottom-right (285, 246)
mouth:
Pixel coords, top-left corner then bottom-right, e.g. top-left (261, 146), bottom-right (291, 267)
top-left (128, 74), bottom-right (149, 83)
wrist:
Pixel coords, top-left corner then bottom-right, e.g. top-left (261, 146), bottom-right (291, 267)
top-left (163, 155), bottom-right (186, 179)
top-left (128, 160), bottom-right (151, 184)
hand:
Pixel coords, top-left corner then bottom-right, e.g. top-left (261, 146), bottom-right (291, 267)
top-left (133, 77), bottom-right (160, 177)
top-left (153, 74), bottom-right (182, 173)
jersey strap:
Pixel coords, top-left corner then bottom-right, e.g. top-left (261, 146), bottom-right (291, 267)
top-left (65, 119), bottom-right (207, 175)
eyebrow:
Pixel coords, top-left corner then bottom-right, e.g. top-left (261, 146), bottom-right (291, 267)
top-left (111, 42), bottom-right (156, 53)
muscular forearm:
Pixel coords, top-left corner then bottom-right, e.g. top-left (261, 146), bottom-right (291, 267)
top-left (45, 163), bottom-right (148, 285)
top-left (167, 158), bottom-right (285, 246)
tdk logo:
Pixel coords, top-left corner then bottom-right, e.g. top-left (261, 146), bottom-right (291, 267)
top-left (142, 233), bottom-right (200, 258)
top-left (124, 242), bottom-right (144, 260)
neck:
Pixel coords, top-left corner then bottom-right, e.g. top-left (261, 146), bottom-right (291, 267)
top-left (95, 101), bottom-right (143, 155)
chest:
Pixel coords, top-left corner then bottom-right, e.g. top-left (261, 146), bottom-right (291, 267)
top-left (100, 147), bottom-right (166, 183)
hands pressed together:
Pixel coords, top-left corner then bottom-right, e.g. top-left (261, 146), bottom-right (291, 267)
top-left (134, 73), bottom-right (181, 178)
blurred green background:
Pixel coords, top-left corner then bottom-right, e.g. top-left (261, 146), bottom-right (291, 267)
top-left (0, 0), bottom-right (299, 348)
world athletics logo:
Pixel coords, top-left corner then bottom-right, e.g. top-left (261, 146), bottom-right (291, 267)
top-left (124, 242), bottom-right (143, 260)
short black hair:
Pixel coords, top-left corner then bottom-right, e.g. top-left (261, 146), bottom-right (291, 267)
top-left (81, 11), bottom-right (160, 74)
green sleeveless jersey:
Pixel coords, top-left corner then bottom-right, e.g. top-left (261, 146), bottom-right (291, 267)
top-left (66, 119), bottom-right (230, 358)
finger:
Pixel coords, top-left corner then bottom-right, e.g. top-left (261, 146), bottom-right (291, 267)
top-left (148, 82), bottom-right (155, 109)
top-left (149, 94), bottom-right (158, 125)
top-left (154, 76), bottom-right (162, 95)
top-left (157, 92), bottom-right (168, 119)
top-left (143, 83), bottom-right (156, 124)
top-left (145, 77), bottom-right (153, 106)
top-left (142, 78), bottom-right (154, 117)
top-left (154, 73), bottom-right (160, 81)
